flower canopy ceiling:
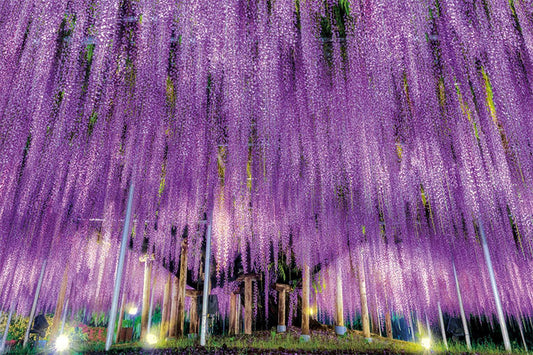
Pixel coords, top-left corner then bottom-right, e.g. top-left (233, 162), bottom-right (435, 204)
top-left (0, 0), bottom-right (532, 320)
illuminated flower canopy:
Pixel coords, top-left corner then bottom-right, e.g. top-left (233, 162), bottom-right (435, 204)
top-left (0, 0), bottom-right (532, 322)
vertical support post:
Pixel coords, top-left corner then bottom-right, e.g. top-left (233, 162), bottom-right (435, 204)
top-left (189, 294), bottom-right (199, 336)
top-left (229, 293), bottom-right (236, 335)
top-left (169, 275), bottom-right (179, 337)
top-left (278, 289), bottom-right (286, 332)
top-left (1, 302), bottom-right (15, 353)
top-left (276, 284), bottom-right (290, 333)
top-left (479, 220), bottom-right (511, 352)
top-left (160, 274), bottom-right (171, 340)
top-left (414, 313), bottom-right (421, 340)
top-left (177, 239), bottom-right (188, 336)
top-left (244, 276), bottom-right (253, 335)
top-left (371, 309), bottom-right (380, 335)
top-left (141, 256), bottom-right (152, 339)
top-left (371, 294), bottom-right (381, 336)
top-left (200, 214), bottom-right (213, 346)
top-left (50, 265), bottom-right (69, 339)
top-left (235, 274), bottom-right (258, 335)
top-left (235, 293), bottom-right (241, 334)
top-left (425, 313), bottom-right (431, 341)
top-left (115, 293), bottom-right (126, 343)
top-left (186, 290), bottom-right (201, 336)
top-left (230, 292), bottom-right (241, 335)
top-left (335, 260), bottom-right (345, 335)
top-left (385, 311), bottom-right (393, 339)
top-left (408, 311), bottom-right (416, 342)
top-left (453, 262), bottom-right (471, 350)
top-left (147, 280), bottom-right (154, 334)
top-left (300, 263), bottom-right (310, 341)
top-left (438, 302), bottom-right (448, 350)
top-left (105, 182), bottom-right (135, 351)
top-left (357, 255), bottom-right (370, 339)
top-left (517, 316), bottom-right (528, 352)
top-left (24, 260), bottom-right (47, 347)
top-left (60, 299), bottom-right (69, 335)
top-left (312, 288), bottom-right (318, 321)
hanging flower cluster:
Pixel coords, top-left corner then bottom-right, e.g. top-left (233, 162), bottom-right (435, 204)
top-left (0, 0), bottom-right (532, 320)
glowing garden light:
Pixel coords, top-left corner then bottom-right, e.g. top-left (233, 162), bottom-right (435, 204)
top-left (127, 306), bottom-right (139, 316)
top-left (146, 333), bottom-right (158, 345)
top-left (55, 334), bottom-right (70, 352)
top-left (421, 337), bottom-right (431, 350)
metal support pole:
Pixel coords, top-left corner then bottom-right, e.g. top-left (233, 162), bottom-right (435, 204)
top-left (408, 311), bottom-right (415, 342)
top-left (60, 299), bottom-right (69, 334)
top-left (24, 260), bottom-right (47, 347)
top-left (160, 274), bottom-right (171, 339)
top-left (453, 262), bottom-right (471, 350)
top-left (517, 316), bottom-right (528, 353)
top-left (141, 257), bottom-right (152, 339)
top-left (200, 212), bottom-right (213, 346)
top-left (105, 182), bottom-right (135, 351)
top-left (437, 302), bottom-right (448, 350)
top-left (479, 220), bottom-right (511, 352)
top-left (147, 282), bottom-right (154, 334)
top-left (1, 302), bottom-right (15, 353)
top-left (425, 313), bottom-right (431, 341)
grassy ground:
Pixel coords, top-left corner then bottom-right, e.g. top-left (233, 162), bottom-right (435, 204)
top-left (81, 331), bottom-right (425, 354)
top-left (6, 328), bottom-right (526, 354)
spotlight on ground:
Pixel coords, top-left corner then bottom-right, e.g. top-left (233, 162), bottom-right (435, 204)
top-left (55, 334), bottom-right (70, 352)
top-left (421, 337), bottom-right (431, 350)
top-left (146, 333), bottom-right (158, 345)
